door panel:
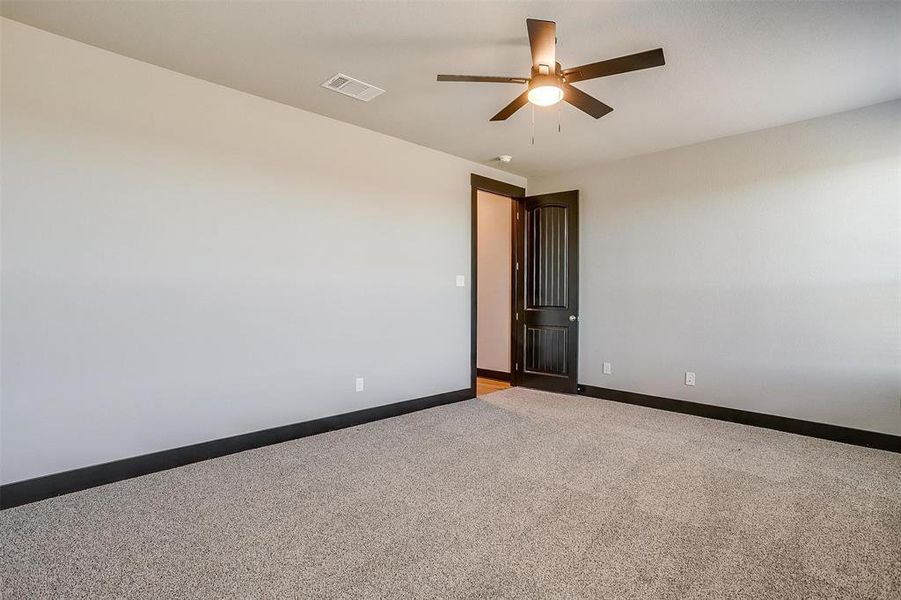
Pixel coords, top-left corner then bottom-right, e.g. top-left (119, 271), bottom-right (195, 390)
top-left (527, 205), bottom-right (569, 309)
top-left (524, 325), bottom-right (568, 376)
top-left (514, 191), bottom-right (579, 393)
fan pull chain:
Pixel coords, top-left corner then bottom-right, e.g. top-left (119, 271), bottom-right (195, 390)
top-left (531, 104), bottom-right (535, 145)
top-left (557, 105), bottom-right (561, 133)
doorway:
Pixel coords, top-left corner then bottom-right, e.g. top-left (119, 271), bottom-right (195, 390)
top-left (476, 188), bottom-right (513, 395)
top-left (472, 175), bottom-right (521, 396)
top-left (471, 174), bottom-right (580, 396)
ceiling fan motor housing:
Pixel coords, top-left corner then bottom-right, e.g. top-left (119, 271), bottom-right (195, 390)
top-left (528, 72), bottom-right (559, 91)
top-left (530, 61), bottom-right (564, 85)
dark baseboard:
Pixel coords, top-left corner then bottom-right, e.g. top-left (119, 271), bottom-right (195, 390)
top-left (1, 387), bottom-right (474, 510)
top-left (578, 384), bottom-right (899, 453)
top-left (476, 368), bottom-right (511, 382)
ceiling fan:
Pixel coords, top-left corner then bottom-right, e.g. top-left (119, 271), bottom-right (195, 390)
top-left (437, 19), bottom-right (665, 121)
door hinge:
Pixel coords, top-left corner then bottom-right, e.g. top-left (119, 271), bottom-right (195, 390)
top-left (515, 312), bottom-right (519, 321)
top-left (515, 362), bottom-right (519, 371)
top-left (516, 261), bottom-right (519, 271)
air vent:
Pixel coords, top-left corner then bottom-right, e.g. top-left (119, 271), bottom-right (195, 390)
top-left (321, 73), bottom-right (385, 102)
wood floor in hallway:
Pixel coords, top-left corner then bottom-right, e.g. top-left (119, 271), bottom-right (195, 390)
top-left (477, 377), bottom-right (510, 396)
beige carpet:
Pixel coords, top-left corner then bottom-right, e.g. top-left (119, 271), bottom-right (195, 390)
top-left (1, 387), bottom-right (899, 599)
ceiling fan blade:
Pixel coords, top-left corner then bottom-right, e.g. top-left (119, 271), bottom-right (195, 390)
top-left (490, 90), bottom-right (530, 121)
top-left (526, 19), bottom-right (556, 69)
top-left (563, 48), bottom-right (665, 83)
top-left (437, 75), bottom-right (529, 84)
top-left (562, 83), bottom-right (613, 119)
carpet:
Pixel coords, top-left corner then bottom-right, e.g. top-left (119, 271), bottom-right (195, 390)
top-left (1, 387), bottom-right (899, 598)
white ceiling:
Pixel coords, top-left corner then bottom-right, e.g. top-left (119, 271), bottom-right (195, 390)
top-left (3, 1), bottom-right (899, 178)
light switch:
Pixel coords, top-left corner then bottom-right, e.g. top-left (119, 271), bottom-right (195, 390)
top-left (456, 275), bottom-right (465, 287)
top-left (355, 377), bottom-right (364, 392)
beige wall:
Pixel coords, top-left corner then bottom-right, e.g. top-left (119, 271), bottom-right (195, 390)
top-left (530, 100), bottom-right (901, 435)
top-left (0, 19), bottom-right (526, 484)
top-left (477, 191), bottom-right (512, 373)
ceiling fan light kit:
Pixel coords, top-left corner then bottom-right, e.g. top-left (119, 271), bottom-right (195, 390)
top-left (527, 73), bottom-right (563, 106)
top-left (437, 18), bottom-right (665, 122)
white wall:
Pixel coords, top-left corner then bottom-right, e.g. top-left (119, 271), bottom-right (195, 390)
top-left (0, 19), bottom-right (525, 484)
top-left (476, 191), bottom-right (512, 374)
top-left (531, 100), bottom-right (901, 435)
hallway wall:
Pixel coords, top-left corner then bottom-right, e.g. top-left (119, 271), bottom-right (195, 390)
top-left (477, 191), bottom-right (512, 374)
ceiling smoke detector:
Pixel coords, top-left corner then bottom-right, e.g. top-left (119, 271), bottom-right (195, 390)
top-left (321, 73), bottom-right (385, 102)
top-left (498, 155), bottom-right (513, 163)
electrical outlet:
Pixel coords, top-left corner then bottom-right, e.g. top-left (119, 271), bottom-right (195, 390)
top-left (603, 362), bottom-right (612, 375)
top-left (355, 377), bottom-right (364, 392)
top-left (455, 275), bottom-right (465, 287)
top-left (685, 371), bottom-right (696, 386)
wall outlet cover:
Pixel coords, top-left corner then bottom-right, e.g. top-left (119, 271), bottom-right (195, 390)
top-left (685, 371), bottom-right (696, 386)
top-left (455, 275), bottom-right (465, 287)
top-left (355, 377), bottom-right (364, 392)
top-left (603, 362), bottom-right (612, 375)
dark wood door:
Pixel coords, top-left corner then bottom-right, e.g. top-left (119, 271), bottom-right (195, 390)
top-left (512, 190), bottom-right (579, 393)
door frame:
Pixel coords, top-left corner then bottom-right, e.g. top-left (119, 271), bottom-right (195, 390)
top-left (470, 174), bottom-right (525, 395)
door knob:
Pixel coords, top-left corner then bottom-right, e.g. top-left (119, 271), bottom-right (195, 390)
top-left (569, 315), bottom-right (578, 322)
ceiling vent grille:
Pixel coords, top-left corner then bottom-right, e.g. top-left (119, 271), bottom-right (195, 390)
top-left (321, 73), bottom-right (385, 102)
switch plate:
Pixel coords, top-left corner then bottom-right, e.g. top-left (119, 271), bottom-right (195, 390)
top-left (685, 371), bottom-right (696, 386)
top-left (603, 362), bottom-right (612, 375)
top-left (455, 275), bottom-right (465, 287)
top-left (355, 377), bottom-right (364, 392)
